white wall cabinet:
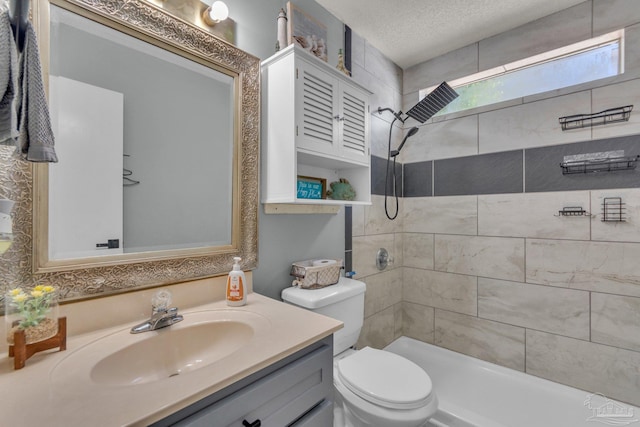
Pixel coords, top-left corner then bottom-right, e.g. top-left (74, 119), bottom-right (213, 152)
top-left (262, 45), bottom-right (371, 208)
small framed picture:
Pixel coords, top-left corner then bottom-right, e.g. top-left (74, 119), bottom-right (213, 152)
top-left (296, 176), bottom-right (327, 199)
top-left (287, 1), bottom-right (328, 62)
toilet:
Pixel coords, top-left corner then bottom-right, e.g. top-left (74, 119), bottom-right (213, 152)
top-left (282, 277), bottom-right (437, 427)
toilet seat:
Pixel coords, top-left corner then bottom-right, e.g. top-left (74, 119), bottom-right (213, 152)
top-left (336, 347), bottom-right (433, 410)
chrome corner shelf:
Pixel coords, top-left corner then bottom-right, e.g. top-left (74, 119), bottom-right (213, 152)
top-left (560, 155), bottom-right (639, 175)
top-left (559, 105), bottom-right (633, 131)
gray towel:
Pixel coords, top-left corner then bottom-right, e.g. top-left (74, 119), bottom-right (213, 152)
top-left (0, 10), bottom-right (19, 145)
top-left (15, 19), bottom-right (58, 162)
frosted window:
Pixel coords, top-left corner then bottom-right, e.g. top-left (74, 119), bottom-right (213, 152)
top-left (420, 30), bottom-right (623, 116)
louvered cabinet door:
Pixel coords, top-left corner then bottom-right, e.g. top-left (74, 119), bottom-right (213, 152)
top-left (295, 60), bottom-right (340, 156)
top-left (339, 84), bottom-right (369, 163)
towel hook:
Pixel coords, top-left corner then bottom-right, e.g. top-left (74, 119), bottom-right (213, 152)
top-left (9, 0), bottom-right (29, 52)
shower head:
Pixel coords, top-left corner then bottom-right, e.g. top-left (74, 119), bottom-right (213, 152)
top-left (405, 81), bottom-right (459, 124)
top-left (390, 127), bottom-right (419, 158)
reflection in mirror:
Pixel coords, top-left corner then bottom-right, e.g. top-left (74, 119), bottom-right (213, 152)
top-left (47, 5), bottom-right (235, 260)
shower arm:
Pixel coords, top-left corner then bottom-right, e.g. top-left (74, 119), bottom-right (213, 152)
top-left (377, 107), bottom-right (407, 124)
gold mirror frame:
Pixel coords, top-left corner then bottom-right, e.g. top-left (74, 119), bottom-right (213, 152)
top-left (29, 0), bottom-right (258, 300)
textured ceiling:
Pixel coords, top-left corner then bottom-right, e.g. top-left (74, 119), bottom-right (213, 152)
top-left (315, 0), bottom-right (586, 69)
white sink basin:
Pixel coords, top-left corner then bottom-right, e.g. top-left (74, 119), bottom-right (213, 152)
top-left (51, 309), bottom-right (271, 387)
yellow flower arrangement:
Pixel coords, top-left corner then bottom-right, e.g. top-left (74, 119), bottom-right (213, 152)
top-left (7, 286), bottom-right (56, 329)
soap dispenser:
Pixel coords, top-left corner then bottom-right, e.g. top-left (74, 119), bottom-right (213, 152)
top-left (226, 257), bottom-right (247, 306)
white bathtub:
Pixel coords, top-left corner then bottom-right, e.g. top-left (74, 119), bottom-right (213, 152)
top-left (385, 337), bottom-right (639, 427)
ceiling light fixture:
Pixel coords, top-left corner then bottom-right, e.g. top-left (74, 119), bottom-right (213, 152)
top-left (202, 1), bottom-right (229, 26)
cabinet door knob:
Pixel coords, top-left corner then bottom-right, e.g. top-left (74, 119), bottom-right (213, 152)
top-left (334, 115), bottom-right (344, 121)
top-left (242, 419), bottom-right (261, 427)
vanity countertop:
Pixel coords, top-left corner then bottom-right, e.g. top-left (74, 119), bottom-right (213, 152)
top-left (0, 293), bottom-right (342, 426)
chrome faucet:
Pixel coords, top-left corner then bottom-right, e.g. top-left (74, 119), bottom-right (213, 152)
top-left (130, 290), bottom-right (184, 334)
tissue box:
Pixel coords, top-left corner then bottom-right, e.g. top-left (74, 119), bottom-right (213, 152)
top-left (290, 259), bottom-right (342, 289)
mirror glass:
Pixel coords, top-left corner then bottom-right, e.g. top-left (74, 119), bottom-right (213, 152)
top-left (42, 4), bottom-right (238, 263)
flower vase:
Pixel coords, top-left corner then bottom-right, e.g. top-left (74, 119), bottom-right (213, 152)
top-left (5, 286), bottom-right (59, 346)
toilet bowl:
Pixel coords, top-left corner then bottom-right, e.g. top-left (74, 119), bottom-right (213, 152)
top-left (281, 277), bottom-right (438, 427)
top-left (333, 347), bottom-right (437, 427)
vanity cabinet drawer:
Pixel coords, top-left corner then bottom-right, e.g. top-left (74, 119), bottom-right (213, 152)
top-left (292, 400), bottom-right (333, 427)
top-left (168, 338), bottom-right (333, 427)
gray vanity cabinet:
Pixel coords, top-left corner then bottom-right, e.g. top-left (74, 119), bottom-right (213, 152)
top-left (153, 336), bottom-right (333, 427)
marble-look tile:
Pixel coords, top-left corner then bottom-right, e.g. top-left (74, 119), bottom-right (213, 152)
top-left (592, 293), bottom-right (640, 352)
top-left (393, 231), bottom-right (404, 269)
top-left (370, 114), bottom-right (402, 159)
top-left (592, 79), bottom-right (640, 140)
top-left (401, 115), bottom-right (478, 162)
top-left (351, 63), bottom-right (402, 116)
top-left (526, 239), bottom-right (640, 297)
top-left (403, 161), bottom-right (433, 198)
top-left (364, 41), bottom-right (402, 93)
top-left (594, 0), bottom-right (640, 35)
top-left (478, 191), bottom-right (591, 240)
top-left (351, 204), bottom-right (365, 237)
top-left (478, 278), bottom-right (590, 340)
top-left (435, 309), bottom-right (525, 371)
top-left (526, 330), bottom-right (640, 407)
top-left (434, 150), bottom-right (523, 196)
top-left (350, 30), bottom-right (365, 68)
top-left (591, 188), bottom-right (640, 242)
top-left (394, 302), bottom-right (403, 340)
top-left (478, 2), bottom-right (592, 71)
top-left (404, 268), bottom-right (477, 316)
top-left (615, 23), bottom-right (640, 84)
top-left (435, 235), bottom-right (525, 282)
top-left (353, 233), bottom-right (397, 278)
top-left (402, 302), bottom-right (435, 344)
top-left (402, 91), bottom-right (420, 118)
top-left (365, 195), bottom-right (403, 234)
top-left (479, 91), bottom-right (592, 153)
top-left (403, 44), bottom-right (478, 96)
top-left (371, 155), bottom-right (402, 196)
top-left (403, 196), bottom-right (477, 235)
top-left (403, 233), bottom-right (434, 270)
top-left (357, 305), bottom-right (395, 349)
top-left (362, 268), bottom-right (402, 318)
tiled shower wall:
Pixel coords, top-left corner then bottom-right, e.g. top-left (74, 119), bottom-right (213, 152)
top-left (347, 30), bottom-right (406, 351)
top-left (354, 0), bottom-right (640, 407)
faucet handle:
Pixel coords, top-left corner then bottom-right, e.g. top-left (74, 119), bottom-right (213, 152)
top-left (152, 290), bottom-right (172, 313)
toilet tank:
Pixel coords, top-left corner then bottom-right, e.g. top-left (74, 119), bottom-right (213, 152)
top-left (282, 277), bottom-right (366, 355)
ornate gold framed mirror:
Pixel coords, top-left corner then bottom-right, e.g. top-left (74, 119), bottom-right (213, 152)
top-left (30, 0), bottom-right (258, 299)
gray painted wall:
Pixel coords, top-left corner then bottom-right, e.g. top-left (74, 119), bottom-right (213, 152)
top-left (217, 0), bottom-right (347, 300)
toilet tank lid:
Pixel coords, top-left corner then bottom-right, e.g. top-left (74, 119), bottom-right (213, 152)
top-left (281, 277), bottom-right (366, 309)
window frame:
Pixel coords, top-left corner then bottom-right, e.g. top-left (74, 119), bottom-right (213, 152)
top-left (419, 29), bottom-right (625, 116)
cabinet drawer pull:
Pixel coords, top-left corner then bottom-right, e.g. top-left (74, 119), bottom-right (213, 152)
top-left (242, 419), bottom-right (261, 427)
